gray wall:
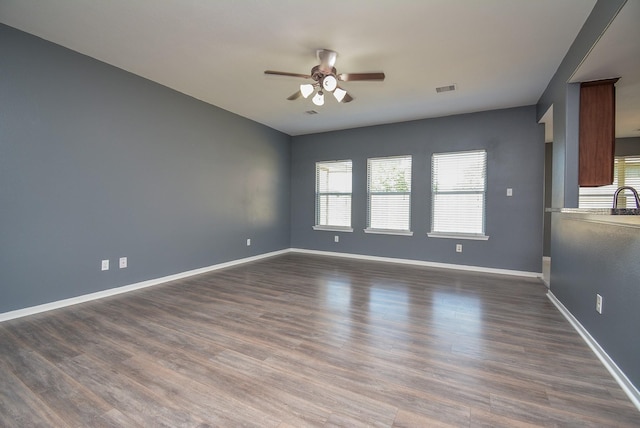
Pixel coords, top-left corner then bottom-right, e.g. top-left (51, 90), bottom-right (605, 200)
top-left (543, 137), bottom-right (640, 258)
top-left (551, 215), bottom-right (640, 388)
top-left (537, 0), bottom-right (640, 391)
top-left (0, 24), bottom-right (291, 313)
top-left (537, 0), bottom-right (627, 208)
top-left (616, 136), bottom-right (640, 156)
top-left (543, 143), bottom-right (552, 257)
top-left (291, 106), bottom-right (544, 273)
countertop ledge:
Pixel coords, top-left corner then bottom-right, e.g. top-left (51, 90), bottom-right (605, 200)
top-left (547, 208), bottom-right (640, 228)
top-left (546, 208), bottom-right (639, 215)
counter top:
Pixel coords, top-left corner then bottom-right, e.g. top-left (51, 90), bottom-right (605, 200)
top-left (547, 208), bottom-right (640, 228)
top-left (546, 208), bottom-right (640, 215)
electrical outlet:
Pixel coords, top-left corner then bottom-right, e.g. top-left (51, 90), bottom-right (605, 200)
top-left (334, 235), bottom-right (339, 243)
top-left (456, 244), bottom-right (463, 253)
top-left (596, 294), bottom-right (603, 314)
top-left (119, 257), bottom-right (127, 269)
top-left (246, 238), bottom-right (251, 246)
top-left (101, 259), bottom-right (109, 271)
top-left (507, 188), bottom-right (513, 197)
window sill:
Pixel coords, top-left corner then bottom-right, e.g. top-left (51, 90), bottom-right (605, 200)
top-left (313, 226), bottom-right (354, 232)
top-left (427, 232), bottom-right (489, 241)
top-left (364, 228), bottom-right (413, 236)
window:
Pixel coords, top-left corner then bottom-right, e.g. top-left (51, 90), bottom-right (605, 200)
top-left (365, 155), bottom-right (413, 235)
top-left (314, 160), bottom-right (353, 231)
top-left (429, 149), bottom-right (488, 239)
top-left (579, 156), bottom-right (640, 208)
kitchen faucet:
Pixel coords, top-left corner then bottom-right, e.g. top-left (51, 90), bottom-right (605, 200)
top-left (613, 186), bottom-right (640, 209)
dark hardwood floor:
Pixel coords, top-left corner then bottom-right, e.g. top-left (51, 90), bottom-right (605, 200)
top-left (1, 253), bottom-right (639, 427)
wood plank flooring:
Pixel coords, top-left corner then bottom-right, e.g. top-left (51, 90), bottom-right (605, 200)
top-left (1, 253), bottom-right (639, 427)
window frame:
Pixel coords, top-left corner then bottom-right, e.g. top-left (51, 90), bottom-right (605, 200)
top-left (428, 149), bottom-right (489, 241)
top-left (364, 155), bottom-right (413, 236)
top-left (313, 159), bottom-right (354, 232)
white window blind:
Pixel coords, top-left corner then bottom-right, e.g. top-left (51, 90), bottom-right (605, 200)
top-left (579, 156), bottom-right (640, 208)
top-left (315, 160), bottom-right (352, 229)
top-left (366, 155), bottom-right (412, 233)
top-left (431, 150), bottom-right (487, 237)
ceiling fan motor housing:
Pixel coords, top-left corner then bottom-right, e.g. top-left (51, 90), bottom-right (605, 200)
top-left (317, 49), bottom-right (338, 73)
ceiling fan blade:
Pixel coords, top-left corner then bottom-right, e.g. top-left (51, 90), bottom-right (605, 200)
top-left (287, 90), bottom-right (302, 100)
top-left (338, 72), bottom-right (385, 82)
top-left (342, 93), bottom-right (354, 103)
top-left (264, 70), bottom-right (311, 79)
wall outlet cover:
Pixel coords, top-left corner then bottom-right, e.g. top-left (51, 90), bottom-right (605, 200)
top-left (119, 257), bottom-right (127, 269)
top-left (101, 259), bottom-right (109, 271)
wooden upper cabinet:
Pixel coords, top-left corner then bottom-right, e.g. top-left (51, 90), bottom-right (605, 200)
top-left (579, 78), bottom-right (619, 187)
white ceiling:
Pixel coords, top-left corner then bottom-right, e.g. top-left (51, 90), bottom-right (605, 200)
top-left (1, 0), bottom-right (599, 136)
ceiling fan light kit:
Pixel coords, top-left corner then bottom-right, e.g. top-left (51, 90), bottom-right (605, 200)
top-left (300, 84), bottom-right (315, 98)
top-left (322, 75), bottom-right (338, 92)
top-left (312, 91), bottom-right (325, 106)
top-left (265, 49), bottom-right (385, 105)
top-left (333, 87), bottom-right (347, 103)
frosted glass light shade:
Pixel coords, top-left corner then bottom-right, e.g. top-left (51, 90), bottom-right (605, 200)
top-left (300, 84), bottom-right (314, 98)
top-left (312, 91), bottom-right (325, 106)
top-left (333, 87), bottom-right (347, 102)
top-left (322, 75), bottom-right (337, 92)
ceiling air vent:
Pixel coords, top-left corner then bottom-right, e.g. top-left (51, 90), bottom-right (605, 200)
top-left (436, 84), bottom-right (457, 93)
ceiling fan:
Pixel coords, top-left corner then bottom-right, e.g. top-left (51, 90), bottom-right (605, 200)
top-left (264, 49), bottom-right (385, 105)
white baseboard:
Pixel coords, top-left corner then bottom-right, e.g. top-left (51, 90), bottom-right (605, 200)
top-left (547, 291), bottom-right (640, 411)
top-left (0, 247), bottom-right (542, 323)
top-left (0, 249), bottom-right (289, 323)
top-left (291, 248), bottom-right (542, 279)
